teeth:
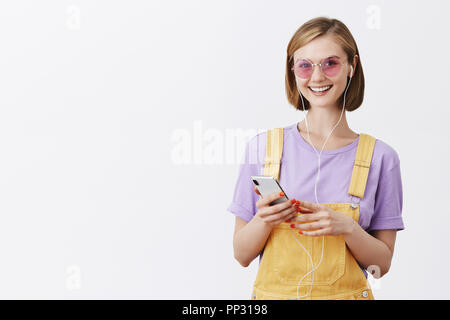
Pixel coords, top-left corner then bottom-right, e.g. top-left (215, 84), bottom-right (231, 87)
top-left (310, 86), bottom-right (331, 92)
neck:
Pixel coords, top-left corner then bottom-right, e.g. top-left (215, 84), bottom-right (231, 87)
top-left (299, 105), bottom-right (352, 139)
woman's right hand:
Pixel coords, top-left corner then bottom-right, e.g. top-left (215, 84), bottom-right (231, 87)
top-left (253, 186), bottom-right (300, 227)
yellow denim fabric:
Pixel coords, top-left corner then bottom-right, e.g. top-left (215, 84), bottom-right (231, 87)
top-left (251, 128), bottom-right (376, 300)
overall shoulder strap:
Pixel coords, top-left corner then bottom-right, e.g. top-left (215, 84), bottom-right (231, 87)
top-left (263, 128), bottom-right (283, 181)
top-left (347, 133), bottom-right (376, 199)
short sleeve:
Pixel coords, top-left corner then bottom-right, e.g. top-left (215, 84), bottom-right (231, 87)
top-left (367, 160), bottom-right (405, 232)
top-left (226, 137), bottom-right (262, 222)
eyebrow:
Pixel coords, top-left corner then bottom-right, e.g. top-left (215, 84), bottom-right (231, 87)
top-left (294, 55), bottom-right (341, 63)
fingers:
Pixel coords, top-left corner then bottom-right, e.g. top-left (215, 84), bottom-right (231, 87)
top-left (256, 191), bottom-right (286, 209)
top-left (284, 206), bottom-right (311, 223)
top-left (289, 212), bottom-right (323, 222)
top-left (297, 200), bottom-right (322, 211)
top-left (300, 228), bottom-right (331, 237)
top-left (263, 205), bottom-right (297, 224)
top-left (293, 205), bottom-right (313, 214)
top-left (291, 220), bottom-right (325, 231)
top-left (258, 196), bottom-right (294, 216)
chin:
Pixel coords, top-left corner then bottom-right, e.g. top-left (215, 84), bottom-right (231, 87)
top-left (307, 96), bottom-right (335, 108)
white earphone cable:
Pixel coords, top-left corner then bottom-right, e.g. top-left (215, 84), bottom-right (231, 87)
top-left (292, 66), bottom-right (353, 299)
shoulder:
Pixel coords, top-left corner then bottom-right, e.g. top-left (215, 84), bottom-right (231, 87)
top-left (243, 130), bottom-right (266, 165)
top-left (369, 135), bottom-right (401, 171)
top-left (245, 124), bottom-right (295, 164)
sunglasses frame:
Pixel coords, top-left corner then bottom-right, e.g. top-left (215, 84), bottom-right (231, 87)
top-left (291, 56), bottom-right (348, 79)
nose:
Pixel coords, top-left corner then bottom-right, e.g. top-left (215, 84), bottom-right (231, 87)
top-left (309, 64), bottom-right (326, 83)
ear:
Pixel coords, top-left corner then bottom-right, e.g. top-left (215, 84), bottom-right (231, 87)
top-left (350, 55), bottom-right (359, 77)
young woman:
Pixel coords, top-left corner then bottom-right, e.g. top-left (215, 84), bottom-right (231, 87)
top-left (227, 17), bottom-right (405, 300)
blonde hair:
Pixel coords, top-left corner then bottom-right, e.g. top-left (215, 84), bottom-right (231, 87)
top-left (285, 17), bottom-right (364, 111)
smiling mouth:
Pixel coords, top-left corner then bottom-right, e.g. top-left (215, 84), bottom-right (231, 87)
top-left (308, 85), bottom-right (333, 93)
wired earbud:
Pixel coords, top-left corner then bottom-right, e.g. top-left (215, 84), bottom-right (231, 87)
top-left (349, 65), bottom-right (353, 78)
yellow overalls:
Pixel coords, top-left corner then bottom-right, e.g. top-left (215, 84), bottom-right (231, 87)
top-left (251, 127), bottom-right (376, 300)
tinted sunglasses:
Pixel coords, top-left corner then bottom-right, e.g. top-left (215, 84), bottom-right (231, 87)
top-left (291, 56), bottom-right (346, 79)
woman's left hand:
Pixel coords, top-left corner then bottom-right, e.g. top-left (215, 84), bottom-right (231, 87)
top-left (288, 200), bottom-right (356, 236)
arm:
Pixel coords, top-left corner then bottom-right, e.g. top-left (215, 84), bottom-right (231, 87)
top-left (233, 216), bottom-right (272, 267)
top-left (344, 160), bottom-right (403, 277)
top-left (233, 189), bottom-right (298, 267)
top-left (344, 222), bottom-right (397, 278)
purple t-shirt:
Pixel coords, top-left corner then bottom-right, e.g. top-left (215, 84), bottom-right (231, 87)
top-left (227, 122), bottom-right (405, 274)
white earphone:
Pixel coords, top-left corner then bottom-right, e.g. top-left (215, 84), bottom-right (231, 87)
top-left (350, 65), bottom-right (353, 78)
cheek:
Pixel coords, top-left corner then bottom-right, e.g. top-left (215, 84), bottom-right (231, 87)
top-left (298, 81), bottom-right (310, 93)
top-left (294, 81), bottom-right (309, 96)
top-left (335, 76), bottom-right (351, 91)
top-left (327, 80), bottom-right (347, 96)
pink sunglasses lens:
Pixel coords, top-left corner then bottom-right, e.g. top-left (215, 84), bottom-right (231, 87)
top-left (294, 59), bottom-right (312, 78)
top-left (321, 57), bottom-right (341, 76)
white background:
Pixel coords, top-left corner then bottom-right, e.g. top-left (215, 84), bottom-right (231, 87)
top-left (0, 0), bottom-right (448, 299)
